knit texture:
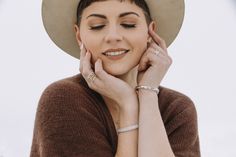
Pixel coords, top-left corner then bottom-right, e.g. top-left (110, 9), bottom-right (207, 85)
top-left (30, 73), bottom-right (201, 157)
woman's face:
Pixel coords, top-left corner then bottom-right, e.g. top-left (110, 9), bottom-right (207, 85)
top-left (76, 0), bottom-right (153, 76)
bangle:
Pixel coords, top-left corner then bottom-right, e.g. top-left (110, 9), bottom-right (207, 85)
top-left (117, 124), bottom-right (139, 134)
top-left (135, 85), bottom-right (160, 94)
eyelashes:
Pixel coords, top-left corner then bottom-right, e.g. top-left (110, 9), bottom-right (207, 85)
top-left (89, 24), bottom-right (136, 30)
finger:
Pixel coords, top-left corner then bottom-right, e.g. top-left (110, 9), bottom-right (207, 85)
top-left (138, 54), bottom-right (150, 72)
top-left (82, 51), bottom-right (100, 87)
top-left (79, 43), bottom-right (88, 72)
top-left (138, 46), bottom-right (169, 72)
top-left (149, 41), bottom-right (172, 63)
top-left (148, 47), bottom-right (173, 65)
top-left (148, 26), bottom-right (168, 53)
top-left (148, 27), bottom-right (165, 48)
top-left (149, 40), bottom-right (166, 55)
top-left (94, 58), bottom-right (109, 82)
top-left (83, 51), bottom-right (94, 76)
top-left (148, 47), bottom-right (166, 60)
top-left (80, 43), bottom-right (86, 59)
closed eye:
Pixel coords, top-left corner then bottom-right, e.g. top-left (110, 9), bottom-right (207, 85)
top-left (121, 24), bottom-right (136, 28)
top-left (89, 24), bottom-right (136, 30)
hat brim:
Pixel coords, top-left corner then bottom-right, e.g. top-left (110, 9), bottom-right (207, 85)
top-left (42, 0), bottom-right (185, 59)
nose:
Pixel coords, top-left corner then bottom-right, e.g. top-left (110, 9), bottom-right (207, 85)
top-left (104, 25), bottom-right (123, 43)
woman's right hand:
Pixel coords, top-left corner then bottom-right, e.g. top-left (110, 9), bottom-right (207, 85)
top-left (79, 43), bottom-right (137, 110)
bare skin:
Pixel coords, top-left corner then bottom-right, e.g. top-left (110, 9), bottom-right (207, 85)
top-left (77, 25), bottom-right (174, 157)
top-left (75, 1), bottom-right (173, 156)
top-left (102, 64), bottom-right (139, 129)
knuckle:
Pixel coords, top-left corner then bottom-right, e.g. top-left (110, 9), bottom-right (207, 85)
top-left (162, 58), bottom-right (170, 66)
top-left (83, 70), bottom-right (90, 76)
top-left (168, 56), bottom-right (173, 64)
top-left (165, 59), bottom-right (172, 66)
top-left (95, 69), bottom-right (102, 76)
top-left (163, 60), bottom-right (168, 66)
top-left (161, 38), bottom-right (165, 44)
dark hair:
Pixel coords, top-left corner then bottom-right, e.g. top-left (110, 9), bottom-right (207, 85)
top-left (76, 0), bottom-right (153, 27)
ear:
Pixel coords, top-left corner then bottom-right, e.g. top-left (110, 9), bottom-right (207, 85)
top-left (74, 24), bottom-right (82, 46)
top-left (147, 21), bottom-right (157, 42)
top-left (150, 21), bottom-right (157, 32)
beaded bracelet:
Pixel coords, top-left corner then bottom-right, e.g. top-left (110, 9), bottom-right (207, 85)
top-left (135, 85), bottom-right (160, 94)
top-left (117, 124), bottom-right (139, 134)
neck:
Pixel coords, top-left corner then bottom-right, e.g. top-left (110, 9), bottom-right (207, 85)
top-left (116, 65), bottom-right (138, 89)
top-left (102, 65), bottom-right (139, 117)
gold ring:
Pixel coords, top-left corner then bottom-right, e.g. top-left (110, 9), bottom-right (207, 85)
top-left (87, 71), bottom-right (96, 83)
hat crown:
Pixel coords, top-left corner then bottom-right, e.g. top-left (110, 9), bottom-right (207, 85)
top-left (42, 0), bottom-right (185, 59)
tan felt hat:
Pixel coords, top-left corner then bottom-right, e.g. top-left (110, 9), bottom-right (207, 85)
top-left (42, 0), bottom-right (185, 59)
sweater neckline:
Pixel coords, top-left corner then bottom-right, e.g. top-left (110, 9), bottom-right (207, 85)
top-left (95, 89), bottom-right (119, 153)
top-left (78, 73), bottom-right (118, 152)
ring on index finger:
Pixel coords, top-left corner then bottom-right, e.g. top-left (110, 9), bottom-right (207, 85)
top-left (87, 71), bottom-right (97, 83)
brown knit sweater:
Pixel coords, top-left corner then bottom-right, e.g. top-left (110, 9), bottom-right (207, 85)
top-left (30, 73), bottom-right (201, 157)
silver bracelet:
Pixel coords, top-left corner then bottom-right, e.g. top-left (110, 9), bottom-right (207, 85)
top-left (117, 124), bottom-right (139, 134)
top-left (135, 85), bottom-right (160, 94)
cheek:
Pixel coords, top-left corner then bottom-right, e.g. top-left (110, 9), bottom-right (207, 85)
top-left (81, 32), bottom-right (98, 51)
top-left (81, 33), bottom-right (101, 63)
top-left (130, 32), bottom-right (148, 55)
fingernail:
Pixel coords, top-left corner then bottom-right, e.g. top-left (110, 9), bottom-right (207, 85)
top-left (80, 43), bottom-right (83, 50)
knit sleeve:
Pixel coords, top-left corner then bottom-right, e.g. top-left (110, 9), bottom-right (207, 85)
top-left (166, 99), bottom-right (201, 157)
top-left (30, 81), bottom-right (114, 157)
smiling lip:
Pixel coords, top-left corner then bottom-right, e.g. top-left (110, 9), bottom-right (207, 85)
top-left (102, 48), bottom-right (129, 54)
top-left (103, 50), bottom-right (129, 60)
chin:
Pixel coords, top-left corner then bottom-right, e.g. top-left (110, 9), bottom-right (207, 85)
top-left (104, 65), bottom-right (130, 77)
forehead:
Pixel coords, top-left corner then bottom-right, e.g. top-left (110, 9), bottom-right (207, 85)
top-left (81, 0), bottom-right (145, 18)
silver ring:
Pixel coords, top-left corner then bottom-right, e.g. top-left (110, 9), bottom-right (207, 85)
top-left (87, 71), bottom-right (97, 83)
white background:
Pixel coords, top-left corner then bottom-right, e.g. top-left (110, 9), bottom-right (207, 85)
top-left (0, 0), bottom-right (236, 156)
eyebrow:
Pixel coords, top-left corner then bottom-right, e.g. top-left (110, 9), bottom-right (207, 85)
top-left (86, 12), bottom-right (140, 19)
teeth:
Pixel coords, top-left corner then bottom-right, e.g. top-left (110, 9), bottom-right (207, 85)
top-left (104, 50), bottom-right (127, 56)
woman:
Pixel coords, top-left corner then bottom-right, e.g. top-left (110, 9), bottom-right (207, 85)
top-left (30, 0), bottom-right (201, 156)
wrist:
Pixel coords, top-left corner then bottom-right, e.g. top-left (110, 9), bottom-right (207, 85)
top-left (138, 88), bottom-right (158, 96)
top-left (118, 98), bottom-right (139, 128)
top-left (136, 85), bottom-right (159, 95)
top-left (118, 93), bottom-right (138, 111)
top-left (119, 109), bottom-right (138, 128)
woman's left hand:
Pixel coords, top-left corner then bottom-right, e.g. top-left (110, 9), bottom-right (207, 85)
top-left (137, 25), bottom-right (173, 87)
